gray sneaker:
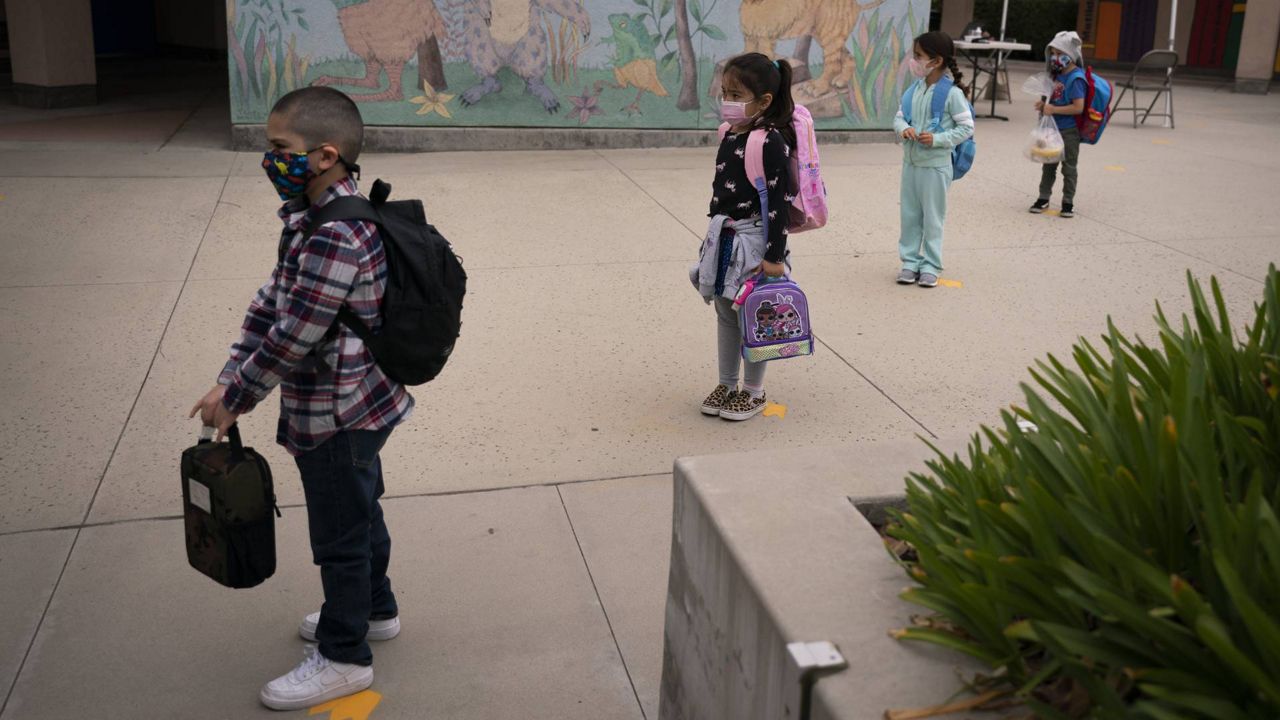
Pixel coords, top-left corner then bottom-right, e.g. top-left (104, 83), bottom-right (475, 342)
top-left (917, 273), bottom-right (939, 288)
top-left (896, 269), bottom-right (919, 285)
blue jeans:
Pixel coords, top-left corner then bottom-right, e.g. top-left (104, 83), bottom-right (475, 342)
top-left (294, 427), bottom-right (398, 666)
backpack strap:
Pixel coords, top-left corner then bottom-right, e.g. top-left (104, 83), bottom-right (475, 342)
top-left (929, 76), bottom-right (954, 126)
top-left (743, 128), bottom-right (770, 226)
top-left (291, 195), bottom-right (386, 344)
top-left (717, 121), bottom-right (731, 141)
top-left (900, 79), bottom-right (921, 124)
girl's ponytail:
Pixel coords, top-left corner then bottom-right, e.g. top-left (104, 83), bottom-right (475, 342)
top-left (945, 56), bottom-right (969, 96)
top-left (724, 53), bottom-right (797, 150)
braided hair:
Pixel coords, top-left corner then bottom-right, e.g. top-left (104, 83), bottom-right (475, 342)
top-left (915, 31), bottom-right (970, 96)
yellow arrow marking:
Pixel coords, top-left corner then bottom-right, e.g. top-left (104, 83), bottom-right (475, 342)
top-left (1151, 138), bottom-right (1172, 145)
top-left (937, 278), bottom-right (963, 288)
top-left (310, 690), bottom-right (382, 720)
top-left (762, 402), bottom-right (787, 419)
top-left (1105, 165), bottom-right (1125, 172)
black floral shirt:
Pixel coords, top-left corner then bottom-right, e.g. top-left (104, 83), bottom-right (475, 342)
top-left (708, 127), bottom-right (792, 263)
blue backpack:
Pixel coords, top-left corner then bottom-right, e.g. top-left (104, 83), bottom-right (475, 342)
top-left (901, 76), bottom-right (976, 180)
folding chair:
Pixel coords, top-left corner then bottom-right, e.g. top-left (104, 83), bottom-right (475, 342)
top-left (1112, 50), bottom-right (1178, 128)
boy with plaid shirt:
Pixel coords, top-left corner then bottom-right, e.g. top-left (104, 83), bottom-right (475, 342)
top-left (190, 87), bottom-right (411, 711)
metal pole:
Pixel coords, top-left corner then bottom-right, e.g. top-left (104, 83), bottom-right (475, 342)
top-left (999, 0), bottom-right (1009, 40)
top-left (1165, 0), bottom-right (1176, 127)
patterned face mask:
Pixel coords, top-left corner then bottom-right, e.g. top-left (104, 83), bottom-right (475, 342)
top-left (262, 148), bottom-right (322, 201)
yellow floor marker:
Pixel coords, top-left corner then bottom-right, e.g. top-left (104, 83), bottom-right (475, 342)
top-left (762, 402), bottom-right (787, 419)
top-left (1105, 165), bottom-right (1126, 172)
top-left (1152, 138), bottom-right (1172, 145)
top-left (938, 278), bottom-right (963, 288)
top-left (310, 690), bottom-right (382, 720)
top-left (1043, 209), bottom-right (1061, 217)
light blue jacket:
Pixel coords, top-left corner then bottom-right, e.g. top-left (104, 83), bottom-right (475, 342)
top-left (893, 80), bottom-right (976, 168)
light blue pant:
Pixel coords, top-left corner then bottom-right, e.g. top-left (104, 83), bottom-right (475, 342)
top-left (898, 162), bottom-right (953, 276)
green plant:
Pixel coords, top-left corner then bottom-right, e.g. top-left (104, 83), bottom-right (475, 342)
top-left (887, 265), bottom-right (1280, 718)
top-left (847, 7), bottom-right (925, 126)
top-left (227, 0), bottom-right (312, 116)
top-left (631, 0), bottom-right (725, 75)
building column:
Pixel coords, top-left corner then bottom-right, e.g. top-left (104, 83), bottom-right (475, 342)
top-left (1236, 0), bottom-right (1280, 93)
top-left (3, 0), bottom-right (97, 108)
top-left (941, 0), bottom-right (976, 39)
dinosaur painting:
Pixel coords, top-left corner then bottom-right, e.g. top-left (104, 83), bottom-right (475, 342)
top-left (599, 13), bottom-right (669, 115)
top-left (456, 0), bottom-right (592, 113)
top-left (310, 0), bottom-right (448, 102)
top-left (740, 0), bottom-right (890, 95)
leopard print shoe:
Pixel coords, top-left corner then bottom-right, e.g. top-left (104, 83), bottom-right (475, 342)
top-left (701, 384), bottom-right (734, 416)
top-left (720, 391), bottom-right (766, 422)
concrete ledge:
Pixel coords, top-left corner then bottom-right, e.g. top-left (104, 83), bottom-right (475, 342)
top-left (11, 83), bottom-right (97, 109)
top-left (659, 437), bottom-right (979, 720)
top-left (231, 124), bottom-right (897, 152)
top-left (1234, 78), bottom-right (1272, 95)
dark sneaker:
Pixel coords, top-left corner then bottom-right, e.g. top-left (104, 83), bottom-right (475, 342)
top-left (1029, 198), bottom-right (1050, 214)
top-left (1060, 203), bottom-right (1074, 218)
top-left (701, 384), bottom-right (733, 416)
top-left (896, 269), bottom-right (920, 285)
top-left (917, 273), bottom-right (939, 288)
top-left (720, 391), bottom-right (767, 421)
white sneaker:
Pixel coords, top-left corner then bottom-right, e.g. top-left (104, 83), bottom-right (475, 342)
top-left (259, 645), bottom-right (373, 711)
top-left (299, 612), bottom-right (401, 643)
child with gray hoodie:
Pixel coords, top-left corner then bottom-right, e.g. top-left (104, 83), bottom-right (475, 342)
top-left (1030, 31), bottom-right (1087, 219)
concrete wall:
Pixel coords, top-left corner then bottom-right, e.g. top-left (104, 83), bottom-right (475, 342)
top-left (226, 0), bottom-right (927, 131)
top-left (660, 440), bottom-right (979, 720)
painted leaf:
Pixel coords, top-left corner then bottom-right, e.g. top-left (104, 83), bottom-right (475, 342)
top-left (700, 24), bottom-right (726, 41)
top-left (298, 16), bottom-right (309, 31)
top-left (689, 0), bottom-right (702, 23)
top-left (663, 24), bottom-right (676, 45)
top-left (660, 0), bottom-right (673, 18)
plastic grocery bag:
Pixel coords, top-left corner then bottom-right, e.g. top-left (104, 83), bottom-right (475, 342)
top-left (1025, 115), bottom-right (1064, 164)
top-left (1021, 72), bottom-right (1055, 98)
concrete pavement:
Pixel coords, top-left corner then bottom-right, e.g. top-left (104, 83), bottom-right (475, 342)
top-left (1, 61), bottom-right (1278, 719)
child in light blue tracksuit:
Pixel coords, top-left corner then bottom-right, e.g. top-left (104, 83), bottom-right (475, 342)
top-left (893, 31), bottom-right (975, 288)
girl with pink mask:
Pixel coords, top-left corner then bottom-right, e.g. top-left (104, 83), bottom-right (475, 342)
top-left (691, 52), bottom-right (795, 422)
top-left (892, 32), bottom-right (975, 288)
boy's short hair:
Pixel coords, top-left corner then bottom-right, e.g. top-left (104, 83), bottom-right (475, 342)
top-left (271, 87), bottom-right (364, 162)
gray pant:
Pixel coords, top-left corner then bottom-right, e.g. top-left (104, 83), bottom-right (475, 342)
top-left (1039, 125), bottom-right (1081, 204)
top-left (715, 297), bottom-right (766, 390)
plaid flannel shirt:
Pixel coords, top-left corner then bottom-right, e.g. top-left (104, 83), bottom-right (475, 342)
top-left (219, 177), bottom-right (413, 456)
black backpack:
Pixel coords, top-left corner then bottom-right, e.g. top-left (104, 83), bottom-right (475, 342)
top-left (300, 179), bottom-right (466, 386)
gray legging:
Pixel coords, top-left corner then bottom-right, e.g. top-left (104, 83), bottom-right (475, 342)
top-left (1039, 125), bottom-right (1081, 204)
top-left (715, 297), bottom-right (766, 390)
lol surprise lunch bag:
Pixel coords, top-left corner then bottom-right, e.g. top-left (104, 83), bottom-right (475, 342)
top-left (735, 274), bottom-right (815, 362)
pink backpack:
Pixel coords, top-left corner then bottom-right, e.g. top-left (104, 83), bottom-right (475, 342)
top-left (717, 105), bottom-right (828, 233)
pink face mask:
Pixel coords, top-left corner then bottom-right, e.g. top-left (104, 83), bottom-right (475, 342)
top-left (908, 57), bottom-right (934, 78)
top-left (720, 99), bottom-right (755, 125)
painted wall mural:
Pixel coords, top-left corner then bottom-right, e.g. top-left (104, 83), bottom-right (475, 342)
top-left (226, 0), bottom-right (927, 130)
